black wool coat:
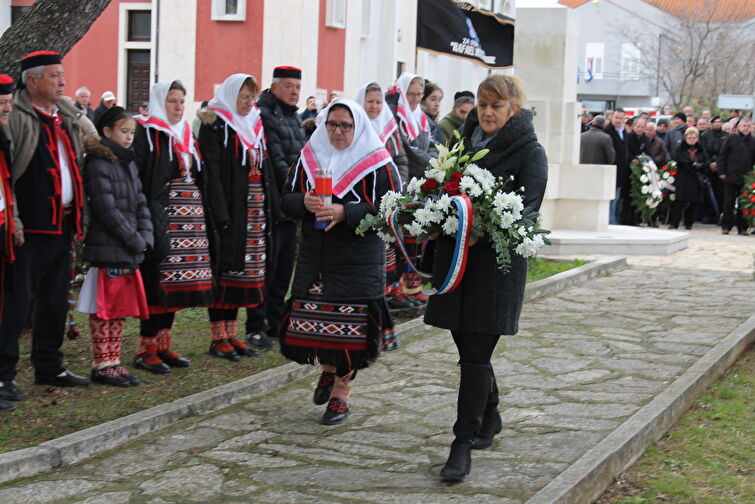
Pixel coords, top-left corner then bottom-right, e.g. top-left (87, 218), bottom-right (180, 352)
top-left (424, 109), bottom-right (548, 336)
top-left (605, 123), bottom-right (630, 196)
top-left (256, 89), bottom-right (306, 222)
top-left (281, 161), bottom-right (398, 301)
top-left (717, 132), bottom-right (755, 185)
top-left (198, 112), bottom-right (275, 273)
top-left (672, 141), bottom-right (708, 203)
top-left (83, 137), bottom-right (154, 268)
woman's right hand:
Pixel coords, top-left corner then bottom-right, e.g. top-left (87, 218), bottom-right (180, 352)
top-left (304, 190), bottom-right (323, 214)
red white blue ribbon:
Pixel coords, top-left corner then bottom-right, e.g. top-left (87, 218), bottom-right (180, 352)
top-left (386, 194), bottom-right (474, 296)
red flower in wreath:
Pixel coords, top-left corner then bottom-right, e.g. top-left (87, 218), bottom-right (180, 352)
top-left (744, 209), bottom-right (751, 216)
top-left (751, 182), bottom-right (755, 189)
top-left (750, 195), bottom-right (755, 203)
top-left (670, 169), bottom-right (677, 176)
top-left (450, 171), bottom-right (464, 182)
top-left (421, 178), bottom-right (439, 192)
top-left (444, 180), bottom-right (461, 195)
top-left (661, 164), bottom-right (668, 171)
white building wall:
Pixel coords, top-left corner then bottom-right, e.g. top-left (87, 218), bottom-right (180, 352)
top-left (0, 0), bottom-right (10, 35)
top-left (157, 0), bottom-right (198, 106)
top-left (261, 0), bottom-right (319, 105)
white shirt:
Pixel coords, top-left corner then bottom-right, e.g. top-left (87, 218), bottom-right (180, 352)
top-left (34, 105), bottom-right (74, 204)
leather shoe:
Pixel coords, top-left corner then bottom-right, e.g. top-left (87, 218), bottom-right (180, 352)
top-left (0, 380), bottom-right (24, 401)
top-left (134, 355), bottom-right (171, 374)
top-left (115, 367), bottom-right (141, 386)
top-left (34, 370), bottom-right (90, 387)
top-left (0, 400), bottom-right (15, 412)
top-left (321, 398), bottom-right (350, 425)
top-left (91, 368), bottom-right (130, 387)
top-left (208, 341), bottom-right (240, 362)
top-left (313, 371), bottom-right (336, 405)
top-left (246, 331), bottom-right (274, 350)
top-left (229, 337), bottom-right (258, 357)
top-left (158, 350), bottom-right (191, 368)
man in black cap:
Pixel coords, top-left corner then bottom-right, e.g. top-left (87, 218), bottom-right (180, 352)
top-left (701, 115), bottom-right (727, 223)
top-left (0, 74), bottom-right (18, 412)
top-left (665, 112), bottom-right (688, 158)
top-left (0, 51), bottom-right (90, 403)
top-left (655, 118), bottom-right (669, 143)
top-left (246, 66), bottom-right (305, 349)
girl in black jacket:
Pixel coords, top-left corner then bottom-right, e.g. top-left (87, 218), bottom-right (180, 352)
top-left (78, 107), bottom-right (153, 387)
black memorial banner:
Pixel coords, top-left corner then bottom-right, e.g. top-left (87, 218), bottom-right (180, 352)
top-left (416, 0), bottom-right (515, 69)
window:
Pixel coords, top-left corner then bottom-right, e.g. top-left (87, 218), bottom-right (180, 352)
top-left (585, 42), bottom-right (604, 80)
top-left (621, 43), bottom-right (641, 81)
top-left (128, 10), bottom-right (151, 41)
top-left (361, 0), bottom-right (371, 38)
top-left (211, 0), bottom-right (246, 21)
top-left (326, 0), bottom-right (346, 29)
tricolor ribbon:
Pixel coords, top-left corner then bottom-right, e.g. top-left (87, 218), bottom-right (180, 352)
top-left (386, 194), bottom-right (474, 296)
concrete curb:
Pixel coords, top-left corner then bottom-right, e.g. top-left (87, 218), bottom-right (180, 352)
top-left (525, 313), bottom-right (755, 504)
top-left (0, 256), bottom-right (625, 484)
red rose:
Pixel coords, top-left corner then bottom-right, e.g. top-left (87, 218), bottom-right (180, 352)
top-left (670, 169), bottom-right (677, 176)
top-left (745, 190), bottom-right (750, 197)
top-left (444, 180), bottom-right (461, 195)
top-left (751, 182), bottom-right (755, 189)
top-left (661, 164), bottom-right (668, 171)
top-left (450, 171), bottom-right (464, 182)
top-left (744, 209), bottom-right (751, 216)
top-left (421, 178), bottom-right (439, 192)
top-left (750, 195), bottom-right (755, 203)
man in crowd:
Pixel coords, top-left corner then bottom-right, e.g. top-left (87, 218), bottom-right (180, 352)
top-left (73, 86), bottom-right (95, 122)
top-left (665, 112), bottom-right (688, 158)
top-left (0, 51), bottom-right (90, 405)
top-left (696, 117), bottom-right (709, 133)
top-left (246, 66), bottom-right (305, 350)
top-left (655, 119), bottom-right (669, 142)
top-left (438, 94), bottom-right (475, 143)
top-left (682, 105), bottom-right (694, 117)
top-left (580, 115), bottom-right (615, 165)
top-left (93, 90), bottom-right (116, 124)
top-left (641, 121), bottom-right (668, 167)
top-left (580, 107), bottom-right (592, 133)
top-left (299, 96), bottom-right (318, 120)
top-left (701, 115), bottom-right (727, 223)
top-left (627, 117), bottom-right (646, 158)
top-left (0, 74), bottom-right (17, 412)
top-left (701, 109), bottom-right (712, 122)
top-left (605, 108), bottom-right (634, 225)
top-left (718, 118), bottom-right (754, 235)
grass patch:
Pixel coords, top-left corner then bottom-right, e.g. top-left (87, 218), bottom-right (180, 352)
top-left (596, 349), bottom-right (755, 504)
top-left (527, 257), bottom-right (587, 282)
top-left (0, 257), bottom-right (584, 454)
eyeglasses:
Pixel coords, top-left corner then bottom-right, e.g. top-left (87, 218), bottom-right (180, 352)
top-left (325, 121), bottom-right (354, 132)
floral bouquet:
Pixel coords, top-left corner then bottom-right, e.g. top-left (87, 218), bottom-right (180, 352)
top-left (356, 134), bottom-right (550, 295)
top-left (630, 155), bottom-right (675, 224)
top-left (739, 169), bottom-right (755, 227)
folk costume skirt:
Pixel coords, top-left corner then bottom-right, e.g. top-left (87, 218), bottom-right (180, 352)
top-left (280, 281), bottom-right (393, 375)
top-left (210, 173), bottom-right (266, 309)
top-left (77, 267), bottom-right (149, 320)
top-left (142, 177), bottom-right (214, 313)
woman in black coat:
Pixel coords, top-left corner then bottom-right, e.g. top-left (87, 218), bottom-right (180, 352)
top-left (424, 75), bottom-right (548, 482)
top-left (279, 99), bottom-right (400, 426)
top-left (669, 127), bottom-right (708, 230)
top-left (78, 107), bottom-right (153, 387)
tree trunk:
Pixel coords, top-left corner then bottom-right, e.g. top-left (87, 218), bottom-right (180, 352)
top-left (0, 0), bottom-right (112, 77)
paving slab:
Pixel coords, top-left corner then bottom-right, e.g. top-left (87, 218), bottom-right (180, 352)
top-left (0, 229), bottom-right (751, 504)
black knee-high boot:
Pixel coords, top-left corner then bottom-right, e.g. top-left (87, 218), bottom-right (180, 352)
top-left (473, 364), bottom-right (502, 449)
top-left (440, 362), bottom-right (490, 482)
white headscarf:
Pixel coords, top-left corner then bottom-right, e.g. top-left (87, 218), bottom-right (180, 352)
top-left (355, 82), bottom-right (398, 145)
top-left (388, 72), bottom-right (428, 142)
top-left (207, 73), bottom-right (265, 167)
top-left (293, 98), bottom-right (399, 199)
top-left (136, 80), bottom-right (200, 177)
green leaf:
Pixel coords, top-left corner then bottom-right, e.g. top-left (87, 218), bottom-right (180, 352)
top-left (453, 129), bottom-right (461, 140)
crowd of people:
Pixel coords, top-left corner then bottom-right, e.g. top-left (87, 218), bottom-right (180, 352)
top-left (580, 106), bottom-right (755, 234)
top-left (0, 48), bottom-right (550, 482)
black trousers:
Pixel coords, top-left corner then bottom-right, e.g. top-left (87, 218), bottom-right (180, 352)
top-left (451, 331), bottom-right (500, 365)
top-left (669, 200), bottom-right (697, 229)
top-left (208, 308), bottom-right (237, 322)
top-left (246, 220), bottom-right (296, 336)
top-left (721, 182), bottom-right (746, 232)
top-left (0, 224), bottom-right (72, 381)
top-left (139, 312), bottom-right (175, 338)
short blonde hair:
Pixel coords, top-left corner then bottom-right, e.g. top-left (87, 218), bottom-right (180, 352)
top-left (684, 127), bottom-right (699, 137)
top-left (477, 75), bottom-right (526, 108)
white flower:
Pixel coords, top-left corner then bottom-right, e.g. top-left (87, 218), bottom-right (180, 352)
top-left (667, 176), bottom-right (675, 184)
top-left (670, 193), bottom-right (676, 201)
top-left (500, 211), bottom-right (514, 229)
top-left (645, 197), bottom-right (653, 206)
top-left (404, 221), bottom-right (425, 237)
top-left (442, 216), bottom-right (459, 235)
top-left (641, 185), bottom-right (650, 194)
top-left (662, 171), bottom-right (670, 179)
top-left (376, 230), bottom-right (395, 243)
top-left (379, 191), bottom-right (401, 215)
top-left (640, 174), bottom-right (649, 183)
top-left (406, 177), bottom-right (423, 195)
top-left (428, 209), bottom-right (444, 224)
top-left (652, 190), bottom-right (661, 198)
top-left (436, 193), bottom-right (453, 213)
top-left (413, 208), bottom-right (433, 225)
top-left (425, 168), bottom-right (445, 183)
top-left (642, 166), bottom-right (650, 173)
top-left (460, 176), bottom-right (483, 197)
top-left (515, 237), bottom-right (540, 257)
top-left (517, 225), bottom-right (527, 237)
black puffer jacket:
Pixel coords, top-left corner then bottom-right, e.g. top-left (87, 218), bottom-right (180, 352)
top-left (83, 136), bottom-right (153, 268)
top-left (256, 89), bottom-right (306, 221)
top-left (424, 108), bottom-right (548, 335)
top-left (198, 110), bottom-right (274, 272)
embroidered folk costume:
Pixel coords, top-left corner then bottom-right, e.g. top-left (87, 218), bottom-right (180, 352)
top-left (133, 80), bottom-right (214, 374)
top-left (77, 107), bottom-right (153, 386)
top-left (280, 99), bottom-right (399, 424)
top-left (200, 73), bottom-right (271, 360)
top-left (0, 75), bottom-right (16, 323)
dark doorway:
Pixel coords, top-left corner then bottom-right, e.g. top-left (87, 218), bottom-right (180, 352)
top-left (126, 50), bottom-right (150, 112)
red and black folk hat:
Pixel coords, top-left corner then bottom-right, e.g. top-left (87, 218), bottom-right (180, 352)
top-left (20, 51), bottom-right (62, 71)
top-left (0, 75), bottom-right (14, 95)
top-left (272, 66), bottom-right (302, 80)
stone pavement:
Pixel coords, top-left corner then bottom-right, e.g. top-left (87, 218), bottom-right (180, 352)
top-left (0, 226), bottom-right (752, 504)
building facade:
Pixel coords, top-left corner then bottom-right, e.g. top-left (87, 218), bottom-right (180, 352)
top-left (0, 0), bottom-right (516, 118)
